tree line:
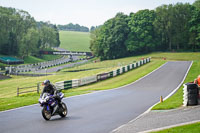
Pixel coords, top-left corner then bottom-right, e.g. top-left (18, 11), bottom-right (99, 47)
top-left (57, 23), bottom-right (89, 32)
top-left (90, 1), bottom-right (200, 60)
top-left (0, 6), bottom-right (60, 59)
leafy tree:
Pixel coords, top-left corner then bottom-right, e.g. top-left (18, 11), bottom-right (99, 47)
top-left (0, 6), bottom-right (60, 58)
top-left (154, 3), bottom-right (195, 51)
top-left (19, 28), bottom-right (39, 58)
top-left (154, 5), bottom-right (175, 51)
top-left (90, 26), bottom-right (96, 32)
top-left (58, 23), bottom-right (89, 32)
top-left (189, 1), bottom-right (200, 50)
top-left (90, 13), bottom-right (129, 60)
top-left (39, 25), bottom-right (57, 49)
top-left (193, 0), bottom-right (200, 9)
top-left (126, 9), bottom-right (156, 54)
top-left (171, 3), bottom-right (193, 50)
top-left (53, 25), bottom-right (60, 47)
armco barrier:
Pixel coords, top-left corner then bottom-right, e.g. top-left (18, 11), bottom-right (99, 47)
top-left (144, 59), bottom-right (146, 64)
top-left (117, 69), bottom-right (120, 75)
top-left (55, 80), bottom-right (72, 90)
top-left (113, 70), bottom-right (117, 77)
top-left (97, 73), bottom-right (110, 81)
top-left (122, 67), bottom-right (126, 73)
top-left (120, 67), bottom-right (123, 74)
top-left (136, 62), bottom-right (138, 67)
top-left (55, 57), bottom-right (151, 90)
top-left (138, 61), bottom-right (141, 67)
top-left (79, 75), bottom-right (97, 86)
top-left (109, 71), bottom-right (113, 78)
top-left (127, 65), bottom-right (130, 71)
top-left (72, 79), bottom-right (80, 87)
top-left (131, 63), bottom-right (134, 68)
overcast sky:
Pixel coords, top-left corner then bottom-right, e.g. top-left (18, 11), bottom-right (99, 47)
top-left (0, 0), bottom-right (196, 28)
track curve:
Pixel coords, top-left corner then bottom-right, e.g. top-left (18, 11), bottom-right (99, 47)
top-left (0, 61), bottom-right (192, 133)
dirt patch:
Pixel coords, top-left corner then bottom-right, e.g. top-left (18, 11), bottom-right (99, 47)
top-left (0, 74), bottom-right (11, 80)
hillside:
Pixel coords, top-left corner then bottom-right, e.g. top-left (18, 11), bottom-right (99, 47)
top-left (59, 31), bottom-right (91, 52)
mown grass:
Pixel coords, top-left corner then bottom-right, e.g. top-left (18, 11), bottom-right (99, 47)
top-left (151, 122), bottom-right (200, 133)
top-left (59, 31), bottom-right (90, 52)
top-left (1, 52), bottom-right (200, 111)
top-left (23, 56), bottom-right (44, 63)
top-left (23, 55), bottom-right (62, 64)
top-left (0, 60), bottom-right (164, 111)
top-left (148, 52), bottom-right (200, 61)
top-left (0, 55), bottom-right (147, 99)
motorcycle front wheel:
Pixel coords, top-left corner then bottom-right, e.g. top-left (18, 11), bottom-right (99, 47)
top-left (59, 102), bottom-right (68, 118)
top-left (42, 107), bottom-right (51, 120)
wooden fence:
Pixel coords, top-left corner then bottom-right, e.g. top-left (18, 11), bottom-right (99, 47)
top-left (17, 82), bottom-right (41, 96)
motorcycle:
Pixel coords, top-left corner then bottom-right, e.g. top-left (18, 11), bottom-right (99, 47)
top-left (39, 92), bottom-right (68, 120)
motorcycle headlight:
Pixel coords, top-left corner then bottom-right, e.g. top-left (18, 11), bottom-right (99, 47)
top-left (39, 98), bottom-right (43, 104)
top-left (44, 97), bottom-right (49, 102)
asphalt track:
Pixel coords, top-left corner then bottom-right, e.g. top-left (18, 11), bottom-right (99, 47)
top-left (0, 61), bottom-right (192, 133)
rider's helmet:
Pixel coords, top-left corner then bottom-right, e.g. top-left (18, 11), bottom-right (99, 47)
top-left (43, 79), bottom-right (50, 86)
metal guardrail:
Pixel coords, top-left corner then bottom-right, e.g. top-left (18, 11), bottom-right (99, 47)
top-left (55, 57), bottom-right (151, 90)
top-left (16, 58), bottom-right (151, 95)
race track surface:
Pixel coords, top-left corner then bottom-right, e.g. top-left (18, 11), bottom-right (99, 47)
top-left (0, 61), bottom-right (192, 133)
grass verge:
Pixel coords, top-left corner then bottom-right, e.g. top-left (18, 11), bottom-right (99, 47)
top-left (0, 60), bottom-right (165, 111)
top-left (1, 52), bottom-right (200, 111)
top-left (151, 122), bottom-right (200, 133)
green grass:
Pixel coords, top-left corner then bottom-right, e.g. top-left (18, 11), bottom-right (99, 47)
top-left (0, 60), bottom-right (164, 111)
top-left (59, 31), bottom-right (90, 52)
top-left (23, 56), bottom-right (44, 64)
top-left (24, 55), bottom-right (62, 64)
top-left (0, 55), bottom-right (147, 99)
top-left (1, 52), bottom-right (200, 111)
top-left (148, 52), bottom-right (200, 61)
top-left (151, 122), bottom-right (200, 133)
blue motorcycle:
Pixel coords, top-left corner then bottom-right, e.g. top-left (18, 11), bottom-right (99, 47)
top-left (39, 92), bottom-right (68, 120)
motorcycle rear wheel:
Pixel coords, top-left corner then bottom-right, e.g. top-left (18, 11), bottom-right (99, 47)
top-left (59, 102), bottom-right (68, 117)
top-left (42, 107), bottom-right (51, 120)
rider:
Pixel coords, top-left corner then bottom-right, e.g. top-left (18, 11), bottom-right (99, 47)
top-left (194, 75), bottom-right (200, 87)
top-left (41, 80), bottom-right (61, 105)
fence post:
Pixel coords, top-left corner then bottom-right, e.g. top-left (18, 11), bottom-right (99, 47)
top-left (37, 83), bottom-right (40, 94)
top-left (17, 87), bottom-right (19, 96)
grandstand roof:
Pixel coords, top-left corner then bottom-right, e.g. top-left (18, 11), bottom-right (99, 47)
top-left (0, 56), bottom-right (24, 64)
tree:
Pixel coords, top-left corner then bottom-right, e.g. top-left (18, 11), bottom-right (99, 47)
top-left (53, 25), bottom-right (60, 47)
top-left (126, 9), bottom-right (156, 54)
top-left (189, 1), bottom-right (200, 50)
top-left (90, 26), bottom-right (96, 32)
top-left (39, 25), bottom-right (57, 49)
top-left (90, 13), bottom-right (129, 60)
top-left (171, 3), bottom-right (193, 50)
top-left (154, 5), bottom-right (175, 51)
top-left (154, 3), bottom-right (195, 51)
top-left (0, 6), bottom-right (61, 58)
top-left (19, 28), bottom-right (39, 58)
top-left (57, 23), bottom-right (89, 32)
top-left (193, 0), bottom-right (200, 9)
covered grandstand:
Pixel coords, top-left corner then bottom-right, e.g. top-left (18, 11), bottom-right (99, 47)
top-left (0, 57), bottom-right (24, 65)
